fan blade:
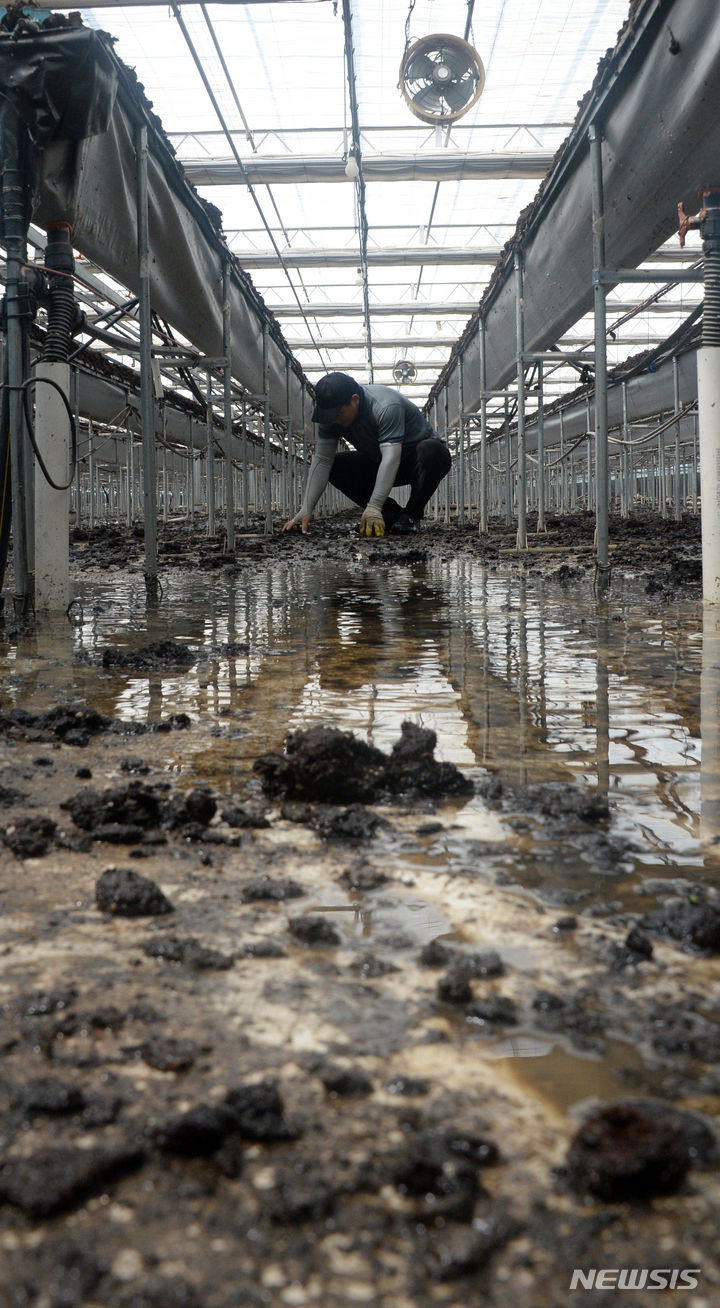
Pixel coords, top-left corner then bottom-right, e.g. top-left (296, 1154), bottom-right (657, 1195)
top-left (405, 51), bottom-right (435, 83)
top-left (437, 44), bottom-right (473, 79)
top-left (412, 85), bottom-right (444, 114)
top-left (443, 74), bottom-right (477, 112)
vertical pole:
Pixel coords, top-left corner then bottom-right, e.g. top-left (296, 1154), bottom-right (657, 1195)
top-left (222, 257), bottom-right (235, 551)
top-left (136, 123), bottom-right (157, 583)
top-left (2, 99), bottom-right (31, 610)
top-left (504, 395), bottom-right (512, 526)
top-left (621, 380), bottom-right (629, 519)
top-left (263, 323), bottom-right (273, 534)
top-left (559, 408), bottom-right (567, 512)
top-left (188, 416), bottom-right (194, 521)
top-left (537, 361), bottom-right (545, 531)
top-left (659, 423), bottom-right (667, 519)
top-left (514, 250), bottom-right (527, 549)
top-left (444, 390), bottom-right (450, 523)
top-left (72, 367), bottom-right (81, 526)
top-left (673, 356), bottom-right (682, 522)
top-left (458, 359), bottom-right (465, 524)
top-left (589, 124), bottom-right (609, 577)
top-left (88, 420), bottom-right (95, 529)
top-left (162, 417), bottom-right (168, 523)
top-left (126, 418), bottom-right (133, 526)
top-left (241, 398), bottom-right (249, 527)
top-left (206, 371), bottom-right (215, 535)
top-left (693, 411), bottom-right (698, 514)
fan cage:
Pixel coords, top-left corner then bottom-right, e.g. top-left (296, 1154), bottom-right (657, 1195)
top-left (399, 33), bottom-right (485, 125)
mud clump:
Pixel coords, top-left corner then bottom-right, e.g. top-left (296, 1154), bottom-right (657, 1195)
top-left (254, 720), bottom-right (473, 804)
top-left (311, 803), bottom-right (384, 841)
top-left (2, 814), bottom-right (56, 858)
top-left (640, 897), bottom-right (720, 953)
top-left (393, 1128), bottom-right (499, 1223)
top-left (99, 639), bottom-right (197, 671)
top-left (140, 1036), bottom-right (199, 1073)
top-left (223, 1081), bottom-right (299, 1142)
top-left (95, 867), bottom-right (174, 917)
top-left (0, 1143), bottom-right (146, 1219)
top-left (255, 725), bottom-right (386, 803)
top-left (566, 1100), bottom-right (692, 1200)
top-left (17, 1078), bottom-right (86, 1117)
top-left (155, 1104), bottom-right (235, 1157)
top-left (142, 935), bottom-right (234, 970)
top-left (62, 781), bottom-right (163, 837)
top-left (320, 1066), bottom-right (373, 1098)
top-left (288, 915), bottom-right (341, 947)
top-left (239, 875), bottom-right (304, 903)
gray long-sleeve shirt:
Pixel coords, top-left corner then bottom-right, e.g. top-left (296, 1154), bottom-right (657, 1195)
top-left (295, 384), bottom-right (439, 521)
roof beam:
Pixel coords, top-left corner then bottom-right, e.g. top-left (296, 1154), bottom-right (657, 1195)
top-left (272, 299), bottom-right (699, 318)
top-left (237, 244), bottom-right (693, 269)
top-left (182, 151), bottom-right (554, 187)
top-left (286, 334), bottom-right (672, 350)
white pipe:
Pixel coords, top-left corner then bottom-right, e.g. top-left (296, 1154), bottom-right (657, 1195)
top-left (698, 346), bottom-right (720, 603)
top-left (34, 361), bottom-right (70, 611)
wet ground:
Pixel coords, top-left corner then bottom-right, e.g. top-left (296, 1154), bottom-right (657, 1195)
top-left (1, 510), bottom-right (719, 1307)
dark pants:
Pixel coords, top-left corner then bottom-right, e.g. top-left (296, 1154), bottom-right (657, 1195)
top-left (328, 437), bottom-right (451, 524)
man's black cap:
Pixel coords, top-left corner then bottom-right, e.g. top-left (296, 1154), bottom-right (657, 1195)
top-left (311, 373), bottom-right (360, 425)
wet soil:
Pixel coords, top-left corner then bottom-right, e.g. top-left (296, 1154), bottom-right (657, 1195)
top-left (0, 509), bottom-right (718, 1307)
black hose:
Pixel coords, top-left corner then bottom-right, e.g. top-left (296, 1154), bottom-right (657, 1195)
top-left (19, 375), bottom-right (77, 491)
top-left (43, 225), bottom-right (75, 363)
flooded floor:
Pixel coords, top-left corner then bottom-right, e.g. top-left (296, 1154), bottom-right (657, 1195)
top-left (1, 513), bottom-right (719, 1306)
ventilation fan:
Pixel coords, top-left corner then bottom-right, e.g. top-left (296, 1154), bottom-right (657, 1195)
top-left (393, 359), bottom-right (418, 384)
top-left (400, 33), bottom-right (485, 124)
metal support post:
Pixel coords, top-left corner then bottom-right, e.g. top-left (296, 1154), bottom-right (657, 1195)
top-left (1, 96), bottom-right (32, 610)
top-left (262, 323), bottom-right (273, 534)
top-left (88, 420), bottom-right (95, 529)
top-left (206, 371), bottom-right (216, 535)
top-left (458, 358), bottom-right (465, 524)
top-left (537, 362), bottom-right (546, 531)
top-left (504, 395), bottom-right (512, 525)
top-left (590, 124), bottom-right (609, 577)
top-left (188, 416), bottom-right (194, 520)
top-left (444, 390), bottom-right (451, 523)
top-left (673, 356), bottom-right (682, 521)
top-left (241, 399), bottom-right (249, 526)
top-left (222, 258), bottom-right (235, 551)
top-left (514, 250), bottom-right (527, 549)
top-left (136, 123), bottom-right (158, 583)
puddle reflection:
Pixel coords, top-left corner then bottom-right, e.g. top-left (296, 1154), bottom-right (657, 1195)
top-left (1, 554), bottom-right (716, 905)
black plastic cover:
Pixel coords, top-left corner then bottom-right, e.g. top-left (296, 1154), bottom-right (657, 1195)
top-left (0, 26), bottom-right (117, 145)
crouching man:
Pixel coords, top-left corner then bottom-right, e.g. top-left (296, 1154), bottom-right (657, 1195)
top-left (283, 372), bottom-right (451, 537)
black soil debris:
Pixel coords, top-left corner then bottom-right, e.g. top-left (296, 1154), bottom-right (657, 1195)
top-left (0, 1144), bottom-right (146, 1219)
top-left (2, 814), bottom-right (56, 857)
top-left (640, 896), bottom-right (720, 954)
top-left (565, 1100), bottom-right (693, 1200)
top-left (142, 935), bottom-right (234, 970)
top-left (254, 720), bottom-right (473, 804)
top-left (95, 867), bottom-right (174, 917)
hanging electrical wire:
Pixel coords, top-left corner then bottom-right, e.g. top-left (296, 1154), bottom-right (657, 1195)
top-left (170, 2), bottom-right (330, 373)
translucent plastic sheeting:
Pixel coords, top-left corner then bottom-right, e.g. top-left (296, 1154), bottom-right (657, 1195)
top-left (429, 0), bottom-right (720, 426)
top-left (24, 29), bottom-right (311, 432)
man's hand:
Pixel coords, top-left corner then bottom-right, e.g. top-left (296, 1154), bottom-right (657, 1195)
top-left (283, 515), bottom-right (310, 533)
top-left (360, 506), bottom-right (385, 537)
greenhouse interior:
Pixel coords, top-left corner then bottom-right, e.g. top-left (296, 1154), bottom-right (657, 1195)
top-left (1, 2), bottom-right (720, 1305)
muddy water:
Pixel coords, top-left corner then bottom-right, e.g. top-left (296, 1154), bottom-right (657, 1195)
top-left (2, 543), bottom-right (720, 1306)
top-left (4, 551), bottom-right (710, 885)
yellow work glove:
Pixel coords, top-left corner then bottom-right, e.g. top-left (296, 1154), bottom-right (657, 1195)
top-left (360, 506), bottom-right (385, 537)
